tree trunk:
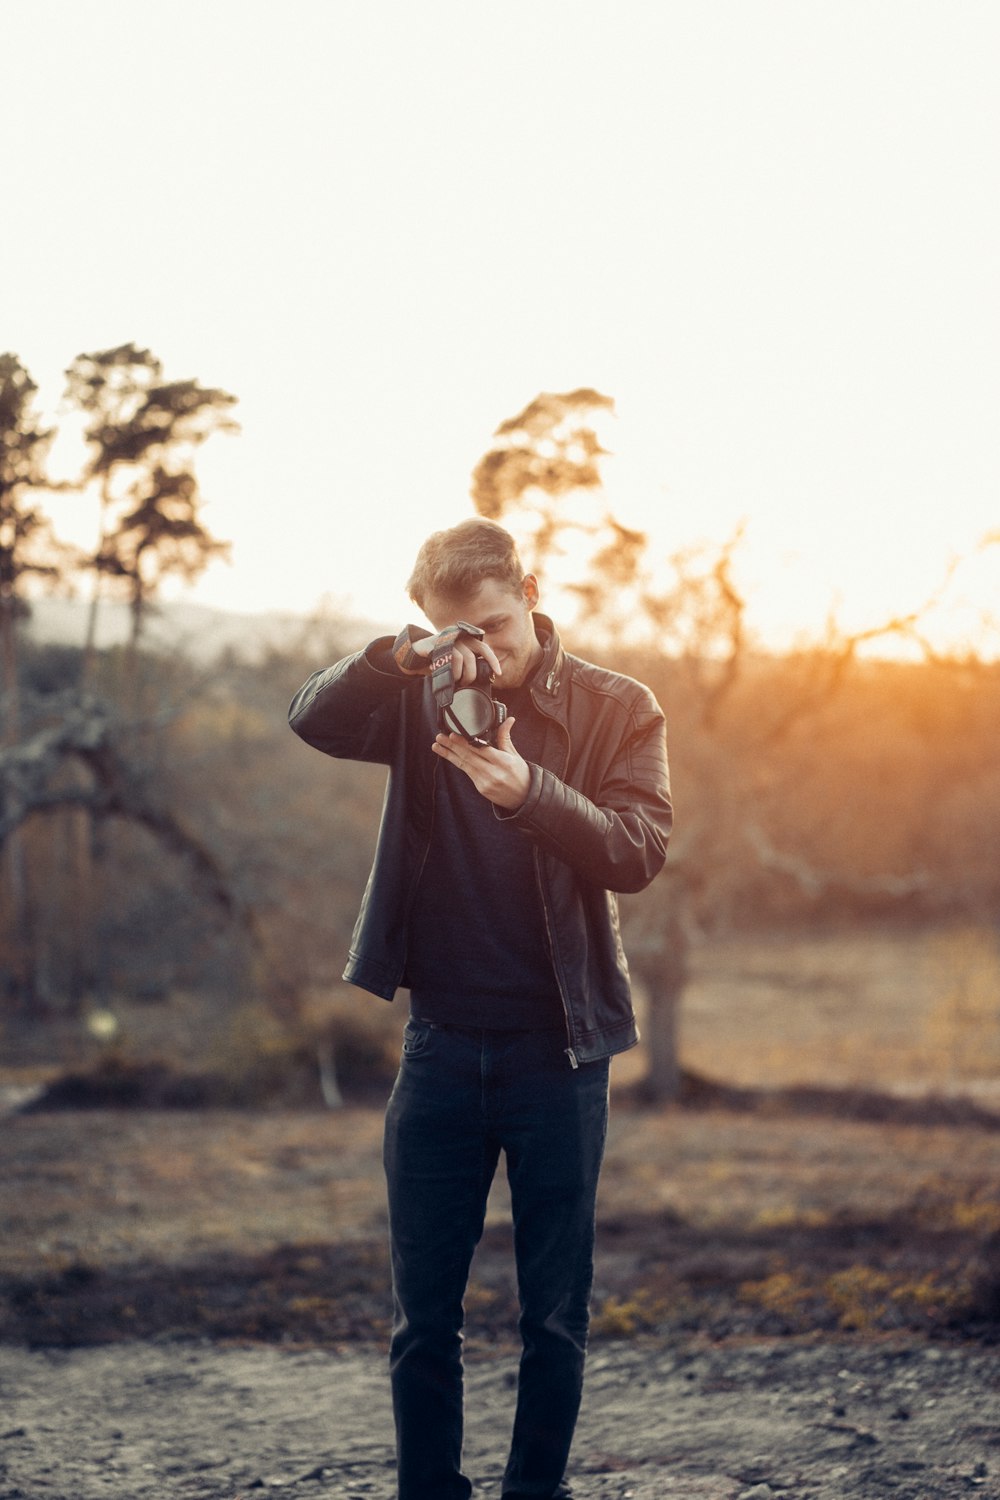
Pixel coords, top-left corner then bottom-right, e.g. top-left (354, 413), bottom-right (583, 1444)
top-left (0, 599), bottom-right (33, 1005)
top-left (631, 887), bottom-right (691, 1104)
top-left (643, 969), bottom-right (682, 1101)
top-left (0, 833), bottom-right (34, 1006)
top-left (82, 475), bottom-right (113, 685)
top-left (65, 805), bottom-right (95, 1014)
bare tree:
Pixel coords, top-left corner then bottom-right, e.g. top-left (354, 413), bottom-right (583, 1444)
top-left (471, 389), bottom-right (622, 613)
top-left (0, 692), bottom-right (254, 1007)
top-left (0, 354), bottom-right (67, 1004)
top-left (470, 389), bottom-right (692, 1098)
top-left (0, 354), bottom-right (63, 737)
top-left (0, 345), bottom-right (239, 1007)
top-left (63, 344), bottom-right (161, 671)
top-left (64, 345), bottom-right (237, 680)
top-left (470, 389), bottom-right (968, 1101)
top-left (96, 461), bottom-right (231, 655)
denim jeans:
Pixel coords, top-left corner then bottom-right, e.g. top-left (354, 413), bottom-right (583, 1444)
top-left (382, 1021), bottom-right (611, 1500)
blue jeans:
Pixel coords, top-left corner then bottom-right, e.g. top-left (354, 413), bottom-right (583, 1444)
top-left (382, 1021), bottom-right (611, 1500)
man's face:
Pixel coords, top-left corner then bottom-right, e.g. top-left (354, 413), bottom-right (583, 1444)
top-left (422, 575), bottom-right (544, 690)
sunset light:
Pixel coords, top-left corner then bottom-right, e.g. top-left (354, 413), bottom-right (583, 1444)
top-left (4, 7), bottom-right (1000, 1489)
top-left (5, 1), bottom-right (997, 654)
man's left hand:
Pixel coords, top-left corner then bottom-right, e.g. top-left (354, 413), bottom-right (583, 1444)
top-left (431, 717), bottom-right (530, 811)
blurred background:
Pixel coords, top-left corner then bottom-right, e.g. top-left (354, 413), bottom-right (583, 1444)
top-left (2, 0), bottom-right (999, 1348)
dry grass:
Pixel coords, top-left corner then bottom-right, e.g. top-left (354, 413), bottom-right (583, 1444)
top-left (668, 924), bottom-right (1000, 1103)
top-left (2, 925), bottom-right (999, 1347)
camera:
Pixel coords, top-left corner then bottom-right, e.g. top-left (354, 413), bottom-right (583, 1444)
top-left (431, 621), bottom-right (507, 748)
top-left (440, 655), bottom-right (507, 747)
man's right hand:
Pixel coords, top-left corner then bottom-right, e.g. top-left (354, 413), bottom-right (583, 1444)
top-left (394, 623), bottom-right (501, 683)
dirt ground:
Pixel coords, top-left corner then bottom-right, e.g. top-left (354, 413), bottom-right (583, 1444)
top-left (2, 1097), bottom-right (999, 1499)
top-left (2, 1332), bottom-right (998, 1499)
top-left (3, 928), bottom-right (999, 1497)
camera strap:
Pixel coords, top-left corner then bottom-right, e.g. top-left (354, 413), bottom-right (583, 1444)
top-left (428, 620), bottom-right (484, 716)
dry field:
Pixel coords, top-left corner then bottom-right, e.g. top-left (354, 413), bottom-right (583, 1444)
top-left (673, 924), bottom-right (1000, 1105)
top-left (1, 926), bottom-right (999, 1498)
top-left (2, 924), bottom-right (998, 1347)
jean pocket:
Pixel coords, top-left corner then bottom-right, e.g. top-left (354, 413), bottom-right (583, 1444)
top-left (401, 1020), bottom-right (431, 1057)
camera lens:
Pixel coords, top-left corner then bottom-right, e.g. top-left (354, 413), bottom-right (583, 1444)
top-left (446, 687), bottom-right (495, 740)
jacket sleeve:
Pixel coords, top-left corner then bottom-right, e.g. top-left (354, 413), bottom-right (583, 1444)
top-left (288, 636), bottom-right (415, 765)
top-left (503, 691), bottom-right (672, 894)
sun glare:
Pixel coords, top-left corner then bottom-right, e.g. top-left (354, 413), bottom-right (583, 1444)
top-left (3, 5), bottom-right (996, 662)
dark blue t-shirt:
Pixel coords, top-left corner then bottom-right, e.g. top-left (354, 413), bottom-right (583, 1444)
top-left (404, 680), bottom-right (565, 1029)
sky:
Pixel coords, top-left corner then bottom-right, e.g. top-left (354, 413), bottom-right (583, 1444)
top-left (4, 0), bottom-right (999, 652)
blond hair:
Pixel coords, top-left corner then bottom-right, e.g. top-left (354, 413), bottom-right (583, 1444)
top-left (406, 518), bottom-right (525, 609)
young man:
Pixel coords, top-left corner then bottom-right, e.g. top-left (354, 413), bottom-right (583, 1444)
top-left (289, 518), bottom-right (672, 1500)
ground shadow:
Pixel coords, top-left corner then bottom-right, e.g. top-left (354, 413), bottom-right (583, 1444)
top-left (4, 1210), bottom-right (997, 1350)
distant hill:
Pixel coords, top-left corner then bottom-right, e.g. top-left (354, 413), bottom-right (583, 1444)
top-left (23, 597), bottom-right (386, 662)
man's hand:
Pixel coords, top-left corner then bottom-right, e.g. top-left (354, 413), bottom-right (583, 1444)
top-left (431, 717), bottom-right (529, 810)
top-left (410, 626), bottom-right (501, 684)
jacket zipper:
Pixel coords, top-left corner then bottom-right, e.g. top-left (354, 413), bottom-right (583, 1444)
top-left (533, 846), bottom-right (579, 1068)
top-left (531, 686), bottom-right (579, 1067)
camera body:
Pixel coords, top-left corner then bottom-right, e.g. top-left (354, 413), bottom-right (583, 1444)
top-left (440, 654), bottom-right (507, 747)
top-left (431, 622), bottom-right (506, 748)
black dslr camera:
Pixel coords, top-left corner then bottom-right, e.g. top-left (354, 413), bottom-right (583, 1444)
top-left (430, 621), bottom-right (507, 748)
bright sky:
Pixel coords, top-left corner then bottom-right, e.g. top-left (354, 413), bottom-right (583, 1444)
top-left (4, 0), bottom-right (998, 651)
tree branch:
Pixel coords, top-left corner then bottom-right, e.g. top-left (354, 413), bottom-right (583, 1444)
top-left (0, 695), bottom-right (243, 926)
top-left (745, 823), bottom-right (934, 901)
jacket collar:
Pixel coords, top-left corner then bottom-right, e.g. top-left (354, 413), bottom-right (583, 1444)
top-left (529, 613), bottom-right (568, 706)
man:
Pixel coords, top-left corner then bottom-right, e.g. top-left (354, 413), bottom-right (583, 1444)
top-left (288, 517), bottom-right (672, 1500)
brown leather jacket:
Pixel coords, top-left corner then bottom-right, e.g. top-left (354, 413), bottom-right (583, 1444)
top-left (288, 615), bottom-right (672, 1064)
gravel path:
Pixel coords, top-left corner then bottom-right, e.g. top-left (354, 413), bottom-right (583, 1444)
top-left (1, 1336), bottom-right (997, 1499)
